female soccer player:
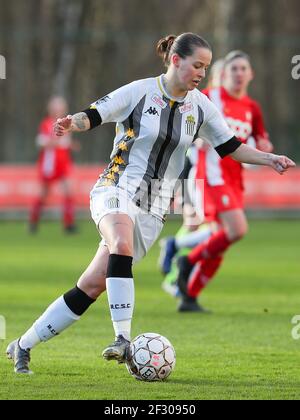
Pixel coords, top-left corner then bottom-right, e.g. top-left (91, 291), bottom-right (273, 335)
top-left (29, 96), bottom-right (78, 233)
top-left (176, 50), bottom-right (279, 311)
top-left (6, 34), bottom-right (295, 374)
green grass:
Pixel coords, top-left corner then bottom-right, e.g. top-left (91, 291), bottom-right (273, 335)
top-left (0, 219), bottom-right (300, 400)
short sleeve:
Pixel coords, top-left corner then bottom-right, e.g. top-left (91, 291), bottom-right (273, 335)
top-left (38, 118), bottom-right (52, 136)
top-left (89, 80), bottom-right (144, 124)
top-left (36, 118), bottom-right (53, 147)
top-left (251, 100), bottom-right (269, 142)
top-left (198, 94), bottom-right (234, 148)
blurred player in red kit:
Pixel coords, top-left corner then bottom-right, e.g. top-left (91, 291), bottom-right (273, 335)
top-left (29, 96), bottom-right (78, 233)
top-left (176, 50), bottom-right (275, 311)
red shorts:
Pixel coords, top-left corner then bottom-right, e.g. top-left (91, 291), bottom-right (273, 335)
top-left (38, 149), bottom-right (72, 182)
top-left (204, 182), bottom-right (244, 221)
top-left (39, 165), bottom-right (72, 183)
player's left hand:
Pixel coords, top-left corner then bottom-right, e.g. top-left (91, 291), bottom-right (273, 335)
top-left (270, 155), bottom-right (296, 175)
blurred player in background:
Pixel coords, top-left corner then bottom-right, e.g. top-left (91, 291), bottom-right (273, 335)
top-left (159, 59), bottom-right (225, 298)
top-left (29, 96), bottom-right (79, 234)
top-left (175, 50), bottom-right (275, 311)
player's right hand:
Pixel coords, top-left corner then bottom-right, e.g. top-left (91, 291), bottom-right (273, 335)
top-left (53, 115), bottom-right (73, 136)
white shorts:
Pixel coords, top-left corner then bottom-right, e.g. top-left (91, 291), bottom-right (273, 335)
top-left (90, 186), bottom-right (164, 263)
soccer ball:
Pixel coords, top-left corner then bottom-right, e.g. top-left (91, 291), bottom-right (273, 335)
top-left (126, 333), bottom-right (176, 381)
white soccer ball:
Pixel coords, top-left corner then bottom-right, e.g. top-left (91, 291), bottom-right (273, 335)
top-left (126, 333), bottom-right (176, 381)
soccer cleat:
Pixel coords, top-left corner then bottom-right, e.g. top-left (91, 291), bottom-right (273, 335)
top-left (102, 335), bottom-right (130, 364)
top-left (6, 339), bottom-right (33, 374)
top-left (158, 237), bottom-right (177, 275)
top-left (177, 296), bottom-right (211, 313)
top-left (176, 256), bottom-right (194, 295)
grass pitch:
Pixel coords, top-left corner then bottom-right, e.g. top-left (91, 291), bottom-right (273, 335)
top-left (0, 219), bottom-right (300, 400)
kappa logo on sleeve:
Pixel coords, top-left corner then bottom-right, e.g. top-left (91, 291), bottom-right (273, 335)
top-left (96, 95), bottom-right (111, 105)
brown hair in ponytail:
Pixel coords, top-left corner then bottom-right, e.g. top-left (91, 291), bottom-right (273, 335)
top-left (156, 32), bottom-right (212, 67)
top-left (156, 35), bottom-right (177, 67)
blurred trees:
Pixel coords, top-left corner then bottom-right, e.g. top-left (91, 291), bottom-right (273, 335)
top-left (0, 0), bottom-right (299, 163)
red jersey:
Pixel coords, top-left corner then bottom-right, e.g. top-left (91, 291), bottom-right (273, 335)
top-left (198, 86), bottom-right (269, 189)
top-left (37, 117), bottom-right (73, 181)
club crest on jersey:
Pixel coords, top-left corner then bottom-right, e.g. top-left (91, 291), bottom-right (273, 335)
top-left (185, 115), bottom-right (196, 136)
top-left (105, 197), bottom-right (120, 209)
top-left (151, 94), bottom-right (167, 109)
top-left (179, 102), bottom-right (193, 114)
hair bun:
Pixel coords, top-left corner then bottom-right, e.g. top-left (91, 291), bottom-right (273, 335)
top-left (156, 34), bottom-right (177, 66)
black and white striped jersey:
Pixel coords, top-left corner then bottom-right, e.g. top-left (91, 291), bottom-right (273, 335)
top-left (90, 75), bottom-right (236, 221)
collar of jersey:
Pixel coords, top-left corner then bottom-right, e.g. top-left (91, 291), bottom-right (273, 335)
top-left (157, 74), bottom-right (187, 104)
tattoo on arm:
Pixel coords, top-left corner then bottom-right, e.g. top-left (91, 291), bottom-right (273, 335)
top-left (71, 112), bottom-right (90, 131)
